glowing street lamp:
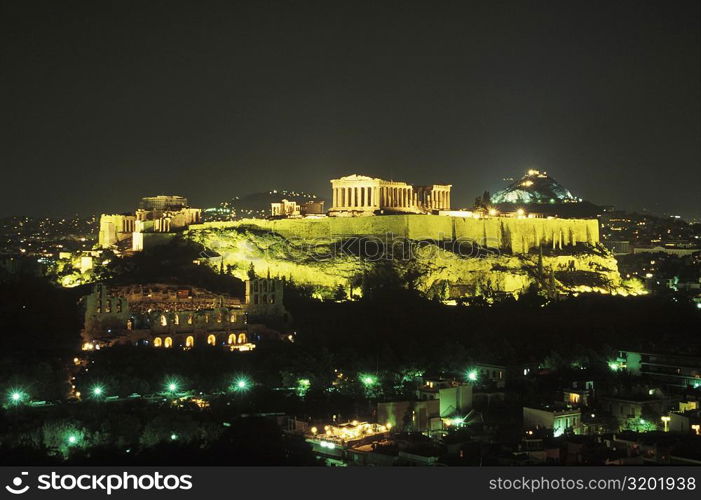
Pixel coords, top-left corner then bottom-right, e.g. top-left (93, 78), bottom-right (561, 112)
top-left (360, 375), bottom-right (377, 387)
top-left (7, 389), bottom-right (28, 405)
top-left (91, 384), bottom-right (104, 398)
top-left (608, 361), bottom-right (620, 372)
top-left (232, 377), bottom-right (251, 392)
top-left (296, 378), bottom-right (311, 396)
top-left (466, 370), bottom-right (478, 382)
top-left (65, 432), bottom-right (81, 446)
top-left (164, 379), bottom-right (180, 394)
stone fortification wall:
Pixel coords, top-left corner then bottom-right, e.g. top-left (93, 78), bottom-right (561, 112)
top-left (188, 215), bottom-right (598, 254)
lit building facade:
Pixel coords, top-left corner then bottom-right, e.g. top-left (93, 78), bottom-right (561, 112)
top-left (614, 350), bottom-right (701, 389)
top-left (98, 195), bottom-right (202, 251)
top-left (82, 283), bottom-right (252, 351)
top-left (523, 405), bottom-right (582, 437)
top-left (245, 277), bottom-right (287, 318)
top-left (329, 174), bottom-right (451, 216)
top-left (271, 199), bottom-right (300, 217)
top-left (139, 195), bottom-right (189, 211)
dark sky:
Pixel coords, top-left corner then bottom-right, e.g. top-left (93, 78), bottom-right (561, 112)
top-left (2, 0), bottom-right (699, 218)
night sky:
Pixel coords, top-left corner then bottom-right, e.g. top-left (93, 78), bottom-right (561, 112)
top-left (2, 0), bottom-right (699, 218)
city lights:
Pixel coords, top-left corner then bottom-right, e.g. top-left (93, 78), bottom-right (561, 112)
top-left (164, 379), bottom-right (180, 394)
top-left (297, 378), bottom-right (311, 396)
top-left (466, 370), bottom-right (478, 382)
top-left (232, 377), bottom-right (251, 392)
top-left (7, 389), bottom-right (28, 405)
top-left (91, 384), bottom-right (104, 397)
top-left (360, 374), bottom-right (377, 387)
top-left (65, 432), bottom-right (82, 446)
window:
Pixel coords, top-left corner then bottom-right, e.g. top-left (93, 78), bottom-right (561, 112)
top-left (154, 337), bottom-right (163, 347)
top-left (160, 315), bottom-right (167, 327)
top-left (185, 336), bottom-right (194, 348)
top-left (164, 337), bottom-right (173, 348)
top-left (238, 333), bottom-right (247, 344)
top-left (207, 334), bottom-right (216, 346)
top-left (228, 333), bottom-right (236, 345)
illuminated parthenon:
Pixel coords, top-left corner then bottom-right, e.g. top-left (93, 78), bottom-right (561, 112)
top-left (329, 174), bottom-right (451, 216)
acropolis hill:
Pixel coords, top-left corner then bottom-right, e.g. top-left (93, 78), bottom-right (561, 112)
top-left (188, 214), bottom-right (599, 254)
top-left (184, 214), bottom-right (641, 300)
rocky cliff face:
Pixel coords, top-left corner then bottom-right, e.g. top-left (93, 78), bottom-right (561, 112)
top-left (185, 217), bottom-right (642, 300)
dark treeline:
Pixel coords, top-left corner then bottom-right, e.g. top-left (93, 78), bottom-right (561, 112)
top-left (0, 275), bottom-right (83, 401)
top-left (0, 401), bottom-right (318, 465)
top-left (286, 281), bottom-right (701, 375)
top-left (95, 239), bottom-right (246, 297)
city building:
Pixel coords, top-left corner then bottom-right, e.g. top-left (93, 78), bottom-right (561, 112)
top-left (599, 393), bottom-right (669, 429)
top-left (614, 350), bottom-right (701, 388)
top-left (523, 404), bottom-right (582, 437)
top-left (563, 381), bottom-right (594, 407)
top-left (329, 174), bottom-right (451, 216)
top-left (669, 407), bottom-right (701, 435)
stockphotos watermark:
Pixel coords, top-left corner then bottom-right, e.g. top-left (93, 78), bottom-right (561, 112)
top-left (3, 471), bottom-right (192, 495)
top-left (198, 233), bottom-right (503, 263)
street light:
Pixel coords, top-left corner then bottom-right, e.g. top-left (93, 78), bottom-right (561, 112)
top-left (165, 379), bottom-right (180, 394)
top-left (297, 378), bottom-right (311, 396)
top-left (466, 370), bottom-right (478, 382)
top-left (7, 389), bottom-right (27, 405)
top-left (91, 384), bottom-right (104, 398)
top-left (232, 377), bottom-right (251, 392)
top-left (65, 432), bottom-right (81, 446)
top-left (360, 374), bottom-right (377, 387)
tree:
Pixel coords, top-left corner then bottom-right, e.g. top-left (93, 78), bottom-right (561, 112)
top-left (333, 284), bottom-right (347, 301)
